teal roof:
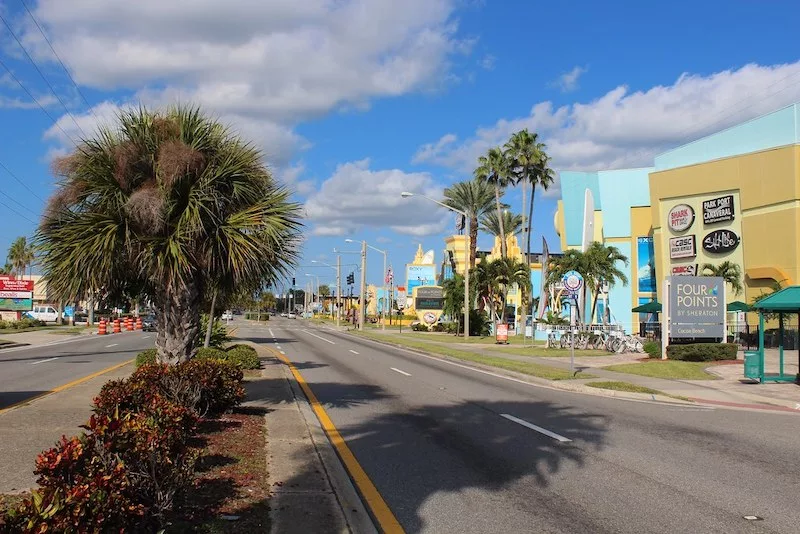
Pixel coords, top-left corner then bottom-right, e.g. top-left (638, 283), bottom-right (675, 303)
top-left (753, 286), bottom-right (800, 311)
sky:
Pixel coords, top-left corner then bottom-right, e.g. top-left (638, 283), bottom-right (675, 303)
top-left (2, 0), bottom-right (800, 291)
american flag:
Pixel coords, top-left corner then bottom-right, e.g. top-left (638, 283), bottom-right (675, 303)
top-left (385, 267), bottom-right (393, 284)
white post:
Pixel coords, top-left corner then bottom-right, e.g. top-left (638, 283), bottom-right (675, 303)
top-left (464, 227), bottom-right (470, 339)
top-left (336, 255), bottom-right (341, 328)
top-left (382, 251), bottom-right (387, 331)
top-left (661, 277), bottom-right (670, 360)
top-left (359, 240), bottom-right (367, 331)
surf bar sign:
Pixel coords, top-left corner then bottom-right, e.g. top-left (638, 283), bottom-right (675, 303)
top-left (703, 195), bottom-right (735, 225)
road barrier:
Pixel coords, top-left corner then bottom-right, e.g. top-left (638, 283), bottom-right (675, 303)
top-left (125, 317), bottom-right (134, 331)
top-left (112, 319), bottom-right (121, 334)
top-left (135, 316), bottom-right (142, 330)
top-left (98, 319), bottom-right (107, 335)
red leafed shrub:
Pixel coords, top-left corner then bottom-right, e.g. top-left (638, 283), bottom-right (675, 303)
top-left (176, 359), bottom-right (244, 416)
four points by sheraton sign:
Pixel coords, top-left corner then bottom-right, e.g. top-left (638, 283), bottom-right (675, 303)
top-left (666, 276), bottom-right (725, 339)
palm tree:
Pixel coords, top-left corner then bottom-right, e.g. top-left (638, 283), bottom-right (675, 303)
top-left (37, 105), bottom-right (303, 363)
top-left (701, 261), bottom-right (743, 295)
top-left (442, 273), bottom-right (465, 334)
top-left (491, 256), bottom-right (532, 323)
top-left (8, 237), bottom-right (35, 279)
top-left (474, 147), bottom-right (513, 258)
top-left (471, 259), bottom-right (501, 323)
top-left (480, 210), bottom-right (523, 241)
top-left (504, 130), bottom-right (555, 268)
top-left (0, 262), bottom-right (12, 275)
top-left (442, 179), bottom-right (498, 269)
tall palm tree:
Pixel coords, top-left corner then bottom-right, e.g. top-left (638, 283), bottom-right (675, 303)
top-left (442, 179), bottom-right (498, 269)
top-left (471, 259), bottom-right (501, 323)
top-left (8, 237), bottom-right (35, 279)
top-left (504, 130), bottom-right (555, 268)
top-left (480, 210), bottom-right (523, 241)
top-left (701, 261), bottom-right (743, 295)
top-left (442, 273), bottom-right (465, 334)
top-left (0, 262), bottom-right (13, 275)
top-left (474, 147), bottom-right (513, 258)
top-left (38, 105), bottom-right (303, 363)
top-left (491, 256), bottom-right (532, 323)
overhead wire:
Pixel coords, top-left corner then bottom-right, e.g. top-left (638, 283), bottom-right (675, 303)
top-left (0, 197), bottom-right (37, 225)
top-left (0, 11), bottom-right (87, 138)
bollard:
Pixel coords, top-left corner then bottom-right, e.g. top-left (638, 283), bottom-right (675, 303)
top-left (113, 319), bottom-right (121, 334)
top-left (98, 319), bottom-right (107, 335)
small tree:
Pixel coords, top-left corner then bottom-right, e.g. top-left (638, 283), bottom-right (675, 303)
top-left (701, 261), bottom-right (743, 295)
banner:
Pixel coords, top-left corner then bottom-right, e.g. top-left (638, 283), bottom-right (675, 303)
top-left (536, 236), bottom-right (549, 319)
top-left (406, 264), bottom-right (436, 300)
top-left (637, 237), bottom-right (655, 293)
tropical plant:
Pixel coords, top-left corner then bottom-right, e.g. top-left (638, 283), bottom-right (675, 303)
top-left (539, 310), bottom-right (569, 327)
top-left (8, 236), bottom-right (35, 279)
top-left (751, 278), bottom-right (785, 321)
top-left (0, 262), bottom-right (12, 275)
top-left (505, 130), bottom-right (555, 266)
top-left (442, 274), bottom-right (465, 334)
top-left (474, 147), bottom-right (514, 258)
top-left (480, 210), bottom-right (523, 240)
top-left (471, 258), bottom-right (502, 322)
top-left (491, 256), bottom-right (532, 322)
top-left (701, 261), bottom-right (743, 295)
top-left (318, 284), bottom-right (331, 298)
top-left (442, 179), bottom-right (500, 268)
top-left (37, 105), bottom-right (302, 363)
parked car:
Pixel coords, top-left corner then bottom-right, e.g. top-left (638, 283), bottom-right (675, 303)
top-left (287, 312), bottom-right (297, 319)
top-left (280, 312), bottom-right (288, 318)
top-left (221, 310), bottom-right (234, 321)
top-left (141, 314), bottom-right (157, 332)
top-left (24, 305), bottom-right (59, 322)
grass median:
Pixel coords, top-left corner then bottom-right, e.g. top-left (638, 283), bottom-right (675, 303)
top-left (491, 346), bottom-right (611, 358)
top-left (603, 360), bottom-right (716, 380)
top-left (586, 380), bottom-right (692, 401)
top-left (353, 331), bottom-right (595, 381)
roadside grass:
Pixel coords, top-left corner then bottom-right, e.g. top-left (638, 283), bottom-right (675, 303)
top-left (491, 346), bottom-right (610, 358)
top-left (394, 331), bottom-right (545, 345)
top-left (354, 331), bottom-right (595, 380)
top-left (603, 360), bottom-right (716, 380)
top-left (586, 381), bottom-right (693, 402)
top-left (47, 326), bottom-right (93, 335)
top-left (0, 325), bottom-right (58, 335)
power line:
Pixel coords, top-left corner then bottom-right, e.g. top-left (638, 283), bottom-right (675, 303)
top-left (0, 159), bottom-right (46, 203)
top-left (18, 0), bottom-right (99, 121)
top-left (0, 54), bottom-right (78, 146)
top-left (0, 197), bottom-right (37, 225)
top-left (0, 12), bottom-right (87, 138)
top-left (0, 186), bottom-right (38, 216)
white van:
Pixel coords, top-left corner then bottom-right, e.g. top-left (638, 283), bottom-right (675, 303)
top-left (25, 305), bottom-right (59, 322)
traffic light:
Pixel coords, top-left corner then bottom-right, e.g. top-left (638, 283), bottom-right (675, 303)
top-left (346, 273), bottom-right (355, 285)
top-left (292, 277), bottom-right (296, 287)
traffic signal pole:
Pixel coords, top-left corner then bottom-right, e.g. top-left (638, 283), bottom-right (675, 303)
top-left (336, 255), bottom-right (341, 328)
top-left (359, 240), bottom-right (367, 331)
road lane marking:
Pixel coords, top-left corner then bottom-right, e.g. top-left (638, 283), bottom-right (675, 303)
top-left (105, 343), bottom-right (118, 348)
top-left (31, 357), bottom-right (58, 365)
top-left (272, 349), bottom-right (403, 533)
top-left (302, 329), bottom-right (336, 345)
top-left (349, 349), bottom-right (359, 355)
top-left (269, 328), bottom-right (276, 338)
top-left (0, 359), bottom-right (135, 416)
top-left (390, 367), bottom-right (411, 377)
top-left (500, 414), bottom-right (572, 443)
top-left (142, 335), bottom-right (151, 339)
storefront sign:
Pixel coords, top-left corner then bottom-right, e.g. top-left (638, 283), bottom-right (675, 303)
top-left (0, 291), bottom-right (32, 299)
top-left (423, 312), bottom-right (437, 324)
top-left (702, 195), bottom-right (735, 225)
top-left (414, 286), bottom-right (444, 310)
top-left (668, 276), bottom-right (725, 339)
top-left (702, 229), bottom-right (740, 254)
top-left (671, 264), bottom-right (698, 276)
top-left (496, 323), bottom-right (509, 343)
top-left (667, 204), bottom-right (695, 232)
top-left (669, 235), bottom-right (696, 259)
top-left (0, 279), bottom-right (34, 292)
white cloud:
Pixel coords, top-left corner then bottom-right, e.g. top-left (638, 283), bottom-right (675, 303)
top-left (376, 236), bottom-right (392, 244)
top-left (0, 93), bottom-right (58, 109)
top-left (552, 65), bottom-right (587, 93)
top-left (478, 54), bottom-right (495, 71)
top-left (414, 61), bottom-right (800, 196)
top-left (303, 159), bottom-right (449, 236)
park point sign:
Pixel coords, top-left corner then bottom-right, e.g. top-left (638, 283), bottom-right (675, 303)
top-left (667, 276), bottom-right (725, 339)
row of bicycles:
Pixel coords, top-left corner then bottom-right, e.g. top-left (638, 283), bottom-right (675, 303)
top-left (548, 329), bottom-right (645, 354)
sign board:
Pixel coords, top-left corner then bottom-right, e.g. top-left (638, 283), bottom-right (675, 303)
top-left (668, 276), bottom-right (725, 339)
top-left (702, 229), bottom-right (740, 254)
top-left (671, 264), bottom-right (698, 276)
top-left (414, 286), bottom-right (444, 310)
top-left (422, 311), bottom-right (437, 324)
top-left (0, 297), bottom-right (33, 311)
top-left (0, 291), bottom-right (32, 299)
top-left (668, 204), bottom-right (695, 232)
top-left (496, 322), bottom-right (508, 343)
top-left (562, 270), bottom-right (583, 297)
top-left (669, 235), bottom-right (696, 259)
top-left (0, 279), bottom-right (34, 292)
top-left (702, 195), bottom-right (735, 225)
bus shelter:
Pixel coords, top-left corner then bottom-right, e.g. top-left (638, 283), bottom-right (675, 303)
top-left (745, 286), bottom-right (800, 383)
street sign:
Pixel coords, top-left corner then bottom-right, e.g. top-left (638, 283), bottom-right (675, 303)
top-left (562, 270), bottom-right (583, 297)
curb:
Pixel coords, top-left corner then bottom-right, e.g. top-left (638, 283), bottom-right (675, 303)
top-left (0, 343), bottom-right (29, 351)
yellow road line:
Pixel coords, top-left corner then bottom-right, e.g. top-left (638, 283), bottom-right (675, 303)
top-left (272, 348), bottom-right (404, 533)
top-left (0, 359), bottom-right (134, 416)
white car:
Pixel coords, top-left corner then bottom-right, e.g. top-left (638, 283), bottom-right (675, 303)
top-left (221, 310), bottom-right (234, 321)
top-left (287, 312), bottom-right (297, 319)
top-left (25, 305), bottom-right (59, 322)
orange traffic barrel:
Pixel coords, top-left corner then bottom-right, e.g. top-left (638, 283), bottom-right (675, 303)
top-left (125, 317), bottom-right (134, 331)
top-left (135, 316), bottom-right (143, 330)
top-left (113, 319), bottom-right (121, 334)
top-left (98, 319), bottom-right (107, 335)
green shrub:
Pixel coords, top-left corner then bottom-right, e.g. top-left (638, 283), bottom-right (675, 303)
top-left (194, 347), bottom-right (227, 361)
top-left (194, 314), bottom-right (230, 348)
top-left (135, 348), bottom-right (158, 367)
top-left (244, 312), bottom-right (269, 321)
top-left (225, 344), bottom-right (260, 369)
top-left (666, 342), bottom-right (738, 362)
top-left (445, 322), bottom-right (459, 334)
top-left (469, 309), bottom-right (491, 337)
top-left (412, 322), bottom-right (429, 331)
top-left (643, 341), bottom-right (661, 359)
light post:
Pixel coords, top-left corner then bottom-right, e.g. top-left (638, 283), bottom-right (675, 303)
top-left (344, 239), bottom-right (368, 330)
top-left (305, 274), bottom-right (320, 315)
top-left (401, 191), bottom-right (470, 339)
top-left (349, 239), bottom-right (389, 331)
top-left (312, 260), bottom-right (341, 327)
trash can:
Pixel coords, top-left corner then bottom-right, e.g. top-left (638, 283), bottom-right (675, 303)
top-left (743, 350), bottom-right (762, 381)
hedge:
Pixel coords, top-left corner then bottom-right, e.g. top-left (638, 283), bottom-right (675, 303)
top-left (666, 342), bottom-right (738, 362)
top-left (643, 341), bottom-right (661, 359)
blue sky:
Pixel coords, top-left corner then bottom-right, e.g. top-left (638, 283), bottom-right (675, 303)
top-left (2, 0), bottom-right (800, 291)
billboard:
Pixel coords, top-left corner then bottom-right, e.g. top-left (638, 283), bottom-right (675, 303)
top-left (406, 264), bottom-right (436, 300)
top-left (0, 296), bottom-right (33, 311)
top-left (637, 237), bottom-right (655, 293)
top-left (668, 276), bottom-right (725, 339)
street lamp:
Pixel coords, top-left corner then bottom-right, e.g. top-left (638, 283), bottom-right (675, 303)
top-left (401, 191), bottom-right (470, 339)
top-left (312, 259), bottom-right (341, 327)
top-left (345, 239), bottom-right (368, 330)
top-left (305, 274), bottom-right (319, 315)
top-left (348, 239), bottom-right (389, 331)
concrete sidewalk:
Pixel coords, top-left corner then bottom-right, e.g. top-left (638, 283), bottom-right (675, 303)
top-left (355, 329), bottom-right (800, 413)
top-left (0, 327), bottom-right (96, 349)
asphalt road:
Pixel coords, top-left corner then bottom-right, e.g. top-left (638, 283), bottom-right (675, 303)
top-left (0, 330), bottom-right (153, 409)
top-left (242, 318), bottom-right (800, 534)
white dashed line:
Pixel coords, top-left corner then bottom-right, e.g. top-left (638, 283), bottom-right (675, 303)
top-left (302, 329), bottom-right (335, 344)
top-left (31, 357), bottom-right (58, 365)
top-left (390, 367), bottom-right (411, 377)
top-left (105, 343), bottom-right (118, 348)
top-left (500, 413), bottom-right (572, 443)
top-left (142, 335), bottom-right (152, 339)
top-left (269, 328), bottom-right (276, 338)
top-left (349, 349), bottom-right (359, 354)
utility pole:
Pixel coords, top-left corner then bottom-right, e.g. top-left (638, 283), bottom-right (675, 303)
top-left (359, 240), bottom-right (367, 331)
top-left (336, 255), bottom-right (342, 328)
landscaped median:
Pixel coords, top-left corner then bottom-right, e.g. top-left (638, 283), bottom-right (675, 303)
top-left (352, 331), bottom-right (597, 381)
top-left (585, 381), bottom-right (690, 402)
top-left (603, 360), bottom-right (719, 380)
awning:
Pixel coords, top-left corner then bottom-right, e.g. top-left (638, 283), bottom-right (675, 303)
top-left (632, 300), bottom-right (661, 313)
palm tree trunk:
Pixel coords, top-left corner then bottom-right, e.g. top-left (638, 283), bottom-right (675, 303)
top-left (155, 280), bottom-right (202, 364)
top-left (469, 214), bottom-right (478, 268)
top-left (590, 286), bottom-right (600, 326)
top-left (526, 183), bottom-right (536, 268)
top-left (494, 184), bottom-right (506, 258)
top-left (204, 289), bottom-right (217, 348)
